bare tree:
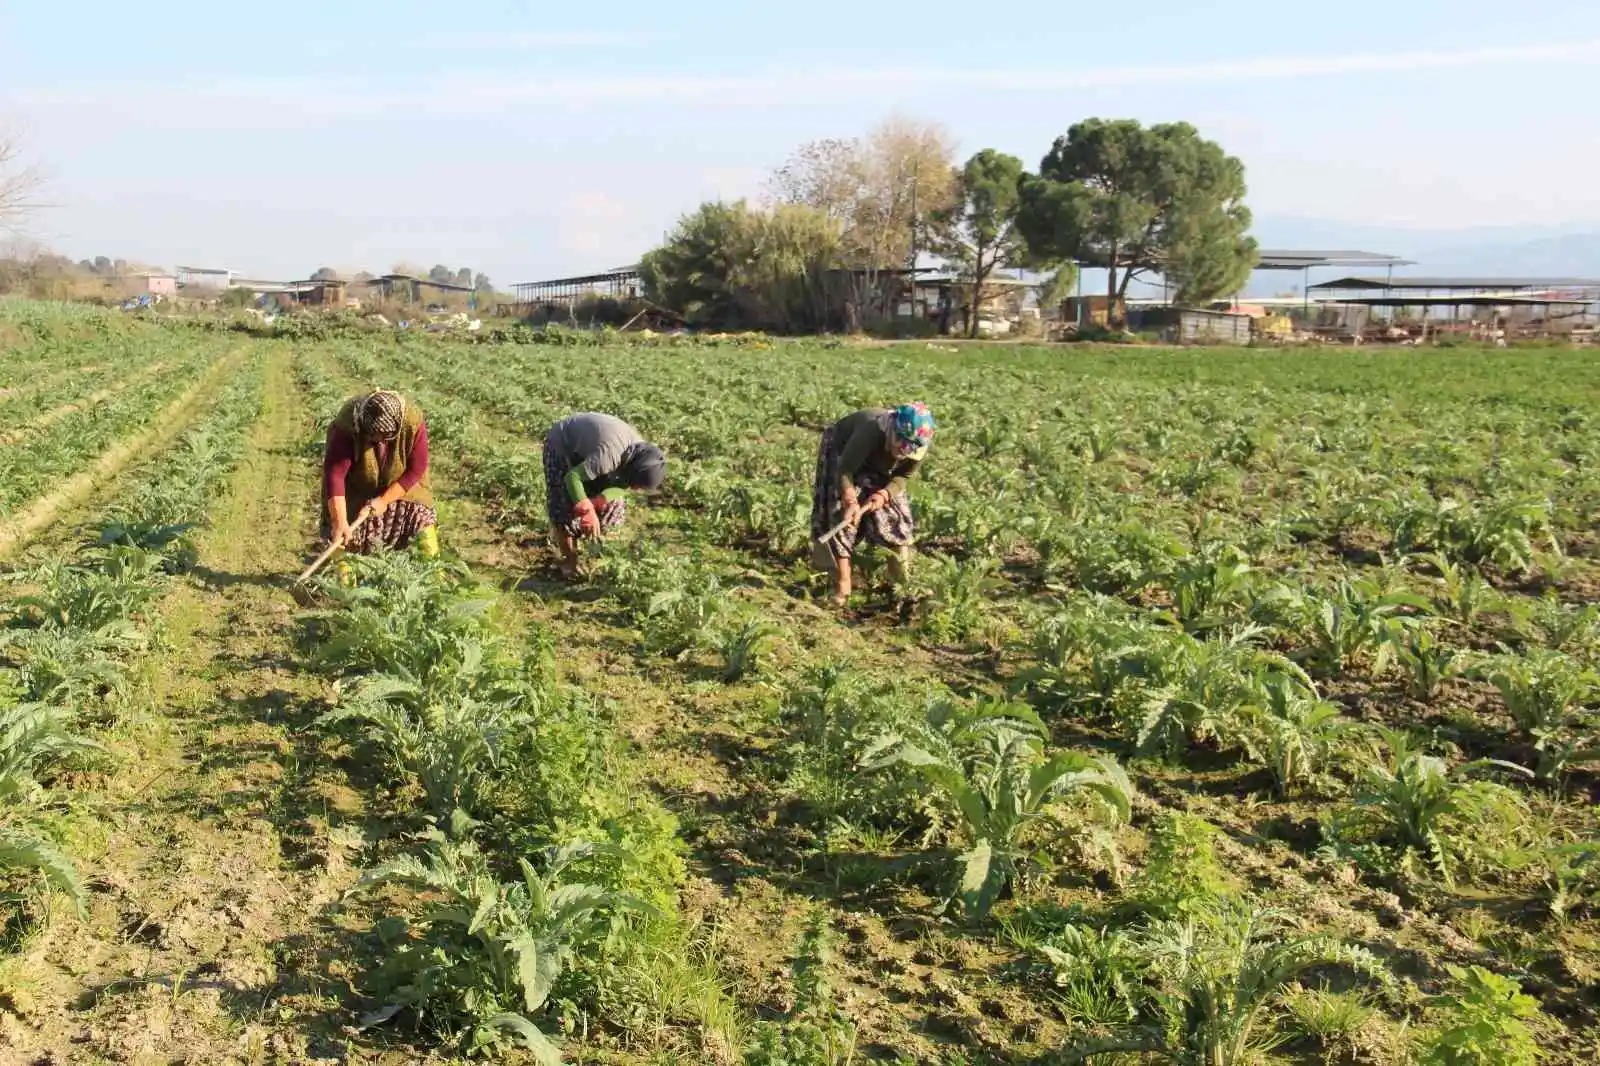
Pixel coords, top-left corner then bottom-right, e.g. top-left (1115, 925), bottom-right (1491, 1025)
top-left (767, 115), bottom-right (957, 270)
top-left (0, 133), bottom-right (43, 233)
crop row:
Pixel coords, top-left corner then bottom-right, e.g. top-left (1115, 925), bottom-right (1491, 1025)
top-left (0, 343), bottom-right (229, 519)
top-left (0, 302), bottom-right (142, 387)
top-left (0, 357), bottom-right (266, 939)
top-left (290, 348), bottom-right (736, 1062)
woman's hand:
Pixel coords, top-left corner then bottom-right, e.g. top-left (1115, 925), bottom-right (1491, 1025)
top-left (331, 513), bottom-right (352, 545)
top-left (573, 497), bottom-right (600, 537)
top-left (864, 489), bottom-right (892, 513)
top-left (841, 489), bottom-right (862, 527)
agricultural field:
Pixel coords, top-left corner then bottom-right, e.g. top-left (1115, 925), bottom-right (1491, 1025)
top-left (2, 298), bottom-right (1599, 1066)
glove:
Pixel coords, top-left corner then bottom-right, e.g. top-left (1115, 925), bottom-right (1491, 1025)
top-left (573, 497), bottom-right (599, 538)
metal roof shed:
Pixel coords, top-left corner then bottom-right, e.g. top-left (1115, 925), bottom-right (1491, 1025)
top-left (1311, 276), bottom-right (1600, 292)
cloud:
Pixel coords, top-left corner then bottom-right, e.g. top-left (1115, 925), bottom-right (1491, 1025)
top-left (699, 166), bottom-right (766, 201)
top-left (556, 191), bottom-right (630, 257)
top-left (405, 29), bottom-right (665, 50)
top-left (15, 38), bottom-right (1600, 124)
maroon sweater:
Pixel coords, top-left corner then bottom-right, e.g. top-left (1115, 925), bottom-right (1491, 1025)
top-left (323, 422), bottom-right (430, 499)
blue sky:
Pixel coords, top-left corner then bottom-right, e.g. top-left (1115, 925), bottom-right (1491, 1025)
top-left (3, 0), bottom-right (1598, 284)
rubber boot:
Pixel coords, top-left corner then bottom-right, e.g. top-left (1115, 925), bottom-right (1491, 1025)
top-left (415, 526), bottom-right (439, 558)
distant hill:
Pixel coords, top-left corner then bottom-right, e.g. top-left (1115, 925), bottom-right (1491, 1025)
top-left (1247, 216), bottom-right (1600, 293)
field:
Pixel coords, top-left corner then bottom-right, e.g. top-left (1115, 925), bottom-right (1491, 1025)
top-left (2, 299), bottom-right (1599, 1065)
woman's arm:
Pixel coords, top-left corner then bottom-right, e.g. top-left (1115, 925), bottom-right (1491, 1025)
top-left (323, 423), bottom-right (354, 499)
top-left (396, 421), bottom-right (429, 491)
top-left (323, 425), bottom-right (355, 536)
top-left (886, 460), bottom-right (919, 497)
top-left (835, 418), bottom-right (880, 500)
top-left (565, 466), bottom-right (588, 503)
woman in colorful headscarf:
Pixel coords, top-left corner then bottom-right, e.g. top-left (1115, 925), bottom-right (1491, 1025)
top-left (321, 388), bottom-right (438, 557)
top-left (811, 402), bottom-right (934, 605)
top-left (544, 411), bottom-right (667, 578)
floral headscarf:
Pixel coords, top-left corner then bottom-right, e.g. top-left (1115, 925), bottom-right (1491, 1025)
top-left (892, 402), bottom-right (934, 460)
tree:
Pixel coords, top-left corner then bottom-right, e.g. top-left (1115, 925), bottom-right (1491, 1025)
top-left (92, 255), bottom-right (112, 275)
top-left (309, 266), bottom-right (341, 281)
top-left (768, 115), bottom-right (957, 270)
top-left (0, 134), bottom-right (41, 234)
top-left (428, 264), bottom-right (454, 285)
top-left (639, 199), bottom-right (841, 332)
top-left (1016, 119), bottom-right (1258, 324)
top-left (473, 272), bottom-right (493, 294)
top-left (454, 267), bottom-right (473, 290)
top-left (640, 201), bottom-right (759, 327)
top-left (930, 150), bottom-right (1025, 337)
top-left (1037, 262), bottom-right (1079, 317)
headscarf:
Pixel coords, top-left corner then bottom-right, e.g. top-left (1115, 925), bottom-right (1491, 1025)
top-left (617, 442), bottom-right (666, 491)
top-left (892, 402), bottom-right (935, 461)
top-left (354, 389), bottom-right (405, 439)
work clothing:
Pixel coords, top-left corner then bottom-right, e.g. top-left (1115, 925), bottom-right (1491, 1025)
top-left (811, 409), bottom-right (921, 561)
top-left (543, 413), bottom-right (662, 537)
top-left (319, 393), bottom-right (437, 553)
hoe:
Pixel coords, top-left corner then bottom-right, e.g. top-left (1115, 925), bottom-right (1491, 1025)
top-left (291, 510), bottom-right (370, 604)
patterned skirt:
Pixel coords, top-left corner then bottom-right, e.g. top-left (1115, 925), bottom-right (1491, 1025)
top-left (321, 499), bottom-right (437, 554)
top-left (810, 425), bottom-right (915, 560)
top-left (543, 431), bottom-right (627, 537)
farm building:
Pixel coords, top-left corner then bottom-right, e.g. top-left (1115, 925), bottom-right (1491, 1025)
top-left (1308, 276), bottom-right (1600, 342)
top-left (1126, 306), bottom-right (1254, 345)
top-left (175, 266), bottom-right (234, 290)
top-left (364, 274), bottom-right (477, 308)
top-left (296, 278), bottom-right (348, 306)
top-left (137, 273), bottom-right (177, 297)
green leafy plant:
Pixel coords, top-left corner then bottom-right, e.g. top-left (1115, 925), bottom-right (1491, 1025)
top-left (1262, 577), bottom-right (1429, 677)
top-left (1061, 898), bottom-right (1394, 1066)
top-left (867, 701), bottom-right (1134, 917)
top-left (0, 822), bottom-right (86, 915)
top-left (743, 913), bottom-right (859, 1066)
top-left (716, 616), bottom-right (782, 683)
top-left (1425, 553), bottom-right (1497, 625)
top-left (319, 670), bottom-right (542, 827)
top-left (1325, 730), bottom-right (1531, 886)
top-left (911, 554), bottom-right (1001, 646)
top-left (1478, 649), bottom-right (1600, 782)
top-left (7, 545), bottom-right (166, 633)
top-left (1129, 812), bottom-right (1231, 919)
top-left (1159, 542), bottom-right (1254, 633)
top-left (1013, 596), bottom-right (1151, 713)
top-left (1280, 984), bottom-right (1377, 1057)
top-left (778, 664), bottom-right (919, 824)
top-left (1394, 624), bottom-right (1471, 701)
top-left (1120, 625), bottom-right (1304, 761)
top-left (1413, 965), bottom-right (1543, 1066)
top-left (1036, 924), bottom-right (1141, 1027)
top-left (1237, 674), bottom-right (1352, 797)
top-left (356, 835), bottom-right (647, 1061)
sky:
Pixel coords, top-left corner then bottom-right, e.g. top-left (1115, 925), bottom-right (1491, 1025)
top-left (3, 0), bottom-right (1599, 285)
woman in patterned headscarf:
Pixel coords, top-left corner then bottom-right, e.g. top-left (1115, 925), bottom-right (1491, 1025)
top-left (320, 388), bottom-right (438, 557)
top-left (811, 402), bottom-right (934, 605)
